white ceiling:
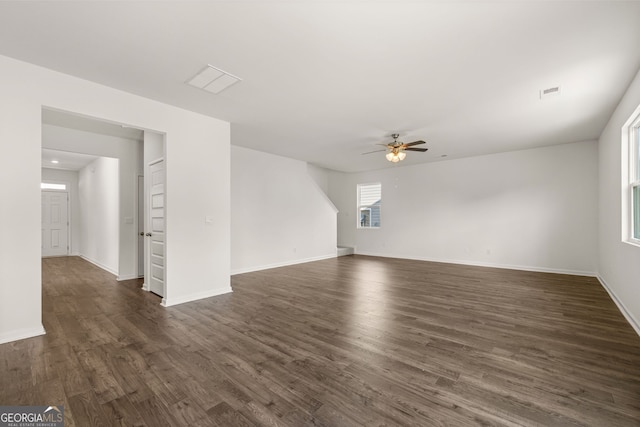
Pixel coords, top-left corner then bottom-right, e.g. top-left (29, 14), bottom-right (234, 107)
top-left (2, 1), bottom-right (640, 172)
top-left (42, 148), bottom-right (98, 172)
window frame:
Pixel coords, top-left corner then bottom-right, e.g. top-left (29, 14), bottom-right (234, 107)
top-left (629, 112), bottom-right (640, 244)
top-left (41, 182), bottom-right (68, 191)
top-left (357, 182), bottom-right (381, 229)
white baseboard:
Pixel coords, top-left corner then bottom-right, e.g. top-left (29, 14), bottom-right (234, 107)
top-left (79, 255), bottom-right (118, 277)
top-left (117, 274), bottom-right (138, 281)
top-left (337, 246), bottom-right (355, 256)
top-left (355, 251), bottom-right (597, 277)
top-left (597, 276), bottom-right (640, 337)
top-left (161, 286), bottom-right (233, 307)
top-left (231, 253), bottom-right (337, 276)
top-left (0, 325), bottom-right (46, 345)
top-left (142, 282), bottom-right (150, 291)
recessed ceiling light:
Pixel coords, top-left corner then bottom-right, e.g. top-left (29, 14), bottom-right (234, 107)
top-left (51, 160), bottom-right (59, 164)
top-left (187, 65), bottom-right (241, 94)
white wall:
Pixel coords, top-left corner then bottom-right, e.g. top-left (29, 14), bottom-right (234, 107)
top-left (41, 168), bottom-right (80, 255)
top-left (307, 163), bottom-right (331, 194)
top-left (42, 124), bottom-right (139, 279)
top-left (231, 146), bottom-right (337, 274)
top-left (0, 54), bottom-right (230, 344)
top-left (78, 157), bottom-right (119, 274)
top-left (329, 141), bottom-right (599, 275)
top-left (598, 68), bottom-right (640, 333)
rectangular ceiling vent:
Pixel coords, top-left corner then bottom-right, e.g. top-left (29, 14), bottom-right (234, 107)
top-left (539, 85), bottom-right (561, 100)
top-left (187, 65), bottom-right (242, 94)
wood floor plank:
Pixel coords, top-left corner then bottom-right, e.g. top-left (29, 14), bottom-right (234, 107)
top-left (130, 396), bottom-right (176, 427)
top-left (0, 255), bottom-right (639, 426)
top-left (67, 390), bottom-right (112, 427)
top-left (204, 401), bottom-right (255, 427)
top-left (101, 395), bottom-right (147, 427)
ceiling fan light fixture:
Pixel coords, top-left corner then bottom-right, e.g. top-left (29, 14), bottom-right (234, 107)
top-left (388, 152), bottom-right (401, 163)
top-left (365, 133), bottom-right (426, 162)
top-left (386, 149), bottom-right (407, 163)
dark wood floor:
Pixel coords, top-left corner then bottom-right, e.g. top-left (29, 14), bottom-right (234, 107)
top-left (1, 256), bottom-right (639, 426)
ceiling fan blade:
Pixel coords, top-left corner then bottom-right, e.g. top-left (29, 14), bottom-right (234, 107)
top-left (404, 147), bottom-right (429, 152)
top-left (361, 149), bottom-right (388, 155)
top-left (403, 140), bottom-right (426, 147)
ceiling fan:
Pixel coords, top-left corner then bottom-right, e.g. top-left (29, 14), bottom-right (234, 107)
top-left (362, 133), bottom-right (428, 162)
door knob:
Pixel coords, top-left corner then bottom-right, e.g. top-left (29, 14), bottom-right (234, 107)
top-left (139, 232), bottom-right (144, 236)
top-left (145, 232), bottom-right (152, 237)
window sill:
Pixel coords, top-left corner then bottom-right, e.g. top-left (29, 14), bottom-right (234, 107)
top-left (624, 239), bottom-right (640, 249)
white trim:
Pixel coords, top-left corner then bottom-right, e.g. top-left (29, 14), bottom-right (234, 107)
top-left (161, 286), bottom-right (232, 307)
top-left (142, 282), bottom-right (150, 291)
top-left (231, 253), bottom-right (338, 276)
top-left (631, 180), bottom-right (640, 242)
top-left (117, 274), bottom-right (138, 281)
top-left (625, 238), bottom-right (640, 249)
top-left (354, 251), bottom-right (597, 277)
top-left (337, 246), bottom-right (355, 256)
top-left (597, 275), bottom-right (640, 337)
top-left (79, 254), bottom-right (118, 277)
top-left (624, 105), bottom-right (640, 242)
top-left (137, 174), bottom-right (145, 278)
top-left (0, 325), bottom-right (46, 345)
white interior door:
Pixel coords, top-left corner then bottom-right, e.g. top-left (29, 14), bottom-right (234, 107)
top-left (42, 191), bottom-right (69, 257)
top-left (137, 175), bottom-right (144, 277)
top-left (148, 159), bottom-right (165, 297)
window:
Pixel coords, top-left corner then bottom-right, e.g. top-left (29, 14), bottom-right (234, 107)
top-left (631, 114), bottom-right (640, 241)
top-left (41, 182), bottom-right (67, 190)
top-left (357, 183), bottom-right (381, 228)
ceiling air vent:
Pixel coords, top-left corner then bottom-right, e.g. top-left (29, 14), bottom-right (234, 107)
top-left (187, 65), bottom-right (241, 94)
top-left (539, 86), bottom-right (561, 100)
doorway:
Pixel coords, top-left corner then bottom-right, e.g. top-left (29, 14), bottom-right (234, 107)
top-left (41, 109), bottom-right (140, 278)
